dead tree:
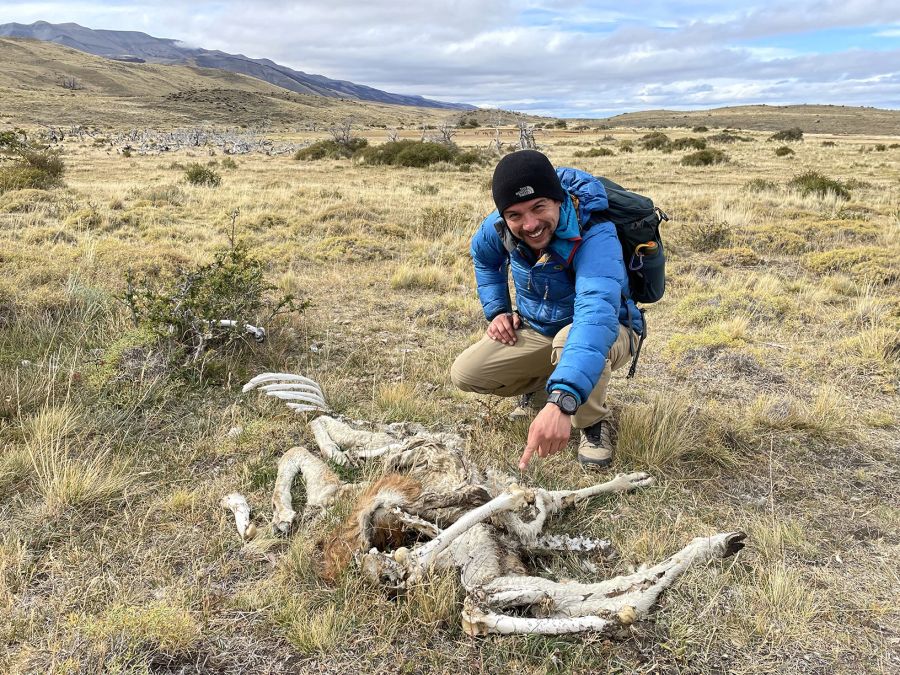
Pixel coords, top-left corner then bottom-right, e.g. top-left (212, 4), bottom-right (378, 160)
top-left (436, 122), bottom-right (457, 146)
top-left (386, 128), bottom-right (399, 143)
top-left (490, 116), bottom-right (506, 155)
top-left (328, 118), bottom-right (355, 146)
top-left (518, 119), bottom-right (537, 150)
top-left (225, 375), bottom-right (747, 637)
top-left (61, 75), bottom-right (82, 91)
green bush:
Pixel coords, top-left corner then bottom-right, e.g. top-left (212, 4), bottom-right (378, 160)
top-left (788, 171), bottom-right (849, 200)
top-left (707, 132), bottom-right (750, 144)
top-left (0, 133), bottom-right (65, 192)
top-left (184, 163), bottom-right (221, 187)
top-left (640, 132), bottom-right (671, 151)
top-left (671, 137), bottom-right (707, 151)
top-left (770, 127), bottom-right (803, 142)
top-left (821, 141), bottom-right (836, 147)
top-left (357, 140), bottom-right (479, 168)
top-left (220, 157), bottom-right (238, 169)
top-left (692, 126), bottom-right (709, 133)
top-left (874, 144), bottom-right (887, 152)
top-left (681, 149), bottom-right (729, 166)
top-left (774, 146), bottom-right (795, 157)
top-left (552, 120), bottom-right (568, 129)
top-left (294, 138), bottom-right (368, 161)
top-left (573, 147), bottom-right (615, 158)
top-left (123, 244), bottom-right (307, 376)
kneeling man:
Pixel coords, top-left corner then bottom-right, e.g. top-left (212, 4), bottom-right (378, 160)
top-left (451, 150), bottom-right (642, 471)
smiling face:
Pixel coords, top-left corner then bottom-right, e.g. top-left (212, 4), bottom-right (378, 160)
top-left (502, 197), bottom-right (562, 252)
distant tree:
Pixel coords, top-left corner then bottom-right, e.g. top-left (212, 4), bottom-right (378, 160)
top-left (517, 119), bottom-right (537, 150)
top-left (328, 118), bottom-right (355, 146)
top-left (61, 75), bottom-right (82, 90)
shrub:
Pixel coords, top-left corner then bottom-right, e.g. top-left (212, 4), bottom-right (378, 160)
top-left (707, 132), bottom-right (750, 144)
top-left (874, 144), bottom-right (887, 152)
top-left (788, 171), bottom-right (849, 200)
top-left (358, 140), bottom-right (467, 168)
top-left (123, 244), bottom-right (307, 374)
top-left (770, 127), bottom-right (803, 142)
top-left (805, 247), bottom-right (896, 284)
top-left (395, 142), bottom-right (455, 167)
top-left (294, 138), bottom-right (367, 161)
top-left (681, 149), bottom-right (728, 166)
top-left (681, 220), bottom-right (732, 252)
top-left (618, 140), bottom-right (634, 153)
top-left (821, 141), bottom-right (836, 147)
top-left (774, 146), bottom-right (795, 157)
top-left (220, 156), bottom-right (238, 169)
top-left (640, 132), bottom-right (671, 151)
top-left (573, 147), bottom-right (615, 158)
top-left (692, 126), bottom-right (709, 133)
top-left (552, 120), bottom-right (568, 129)
top-left (746, 178), bottom-right (778, 192)
top-left (0, 136), bottom-right (65, 193)
top-left (184, 163), bottom-right (221, 187)
top-left (671, 137), bottom-right (707, 151)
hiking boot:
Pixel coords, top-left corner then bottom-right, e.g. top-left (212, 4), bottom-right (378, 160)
top-left (578, 420), bottom-right (613, 469)
top-left (508, 390), bottom-right (547, 420)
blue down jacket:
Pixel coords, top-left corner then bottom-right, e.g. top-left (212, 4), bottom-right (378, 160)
top-left (470, 167), bottom-right (642, 404)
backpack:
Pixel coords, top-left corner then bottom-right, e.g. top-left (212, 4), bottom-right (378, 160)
top-left (590, 177), bottom-right (668, 304)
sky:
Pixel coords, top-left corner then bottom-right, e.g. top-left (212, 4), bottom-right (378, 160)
top-left (3, 1), bottom-right (900, 117)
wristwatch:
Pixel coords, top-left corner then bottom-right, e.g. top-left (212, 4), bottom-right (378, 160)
top-left (547, 390), bottom-right (578, 415)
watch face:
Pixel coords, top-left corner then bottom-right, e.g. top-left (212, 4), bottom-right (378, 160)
top-left (550, 391), bottom-right (578, 415)
top-left (560, 393), bottom-right (578, 415)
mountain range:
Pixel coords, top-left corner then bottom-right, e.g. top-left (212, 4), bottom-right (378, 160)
top-left (0, 21), bottom-right (473, 111)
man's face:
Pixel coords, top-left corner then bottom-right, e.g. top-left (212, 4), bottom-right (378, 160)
top-left (502, 197), bottom-right (561, 252)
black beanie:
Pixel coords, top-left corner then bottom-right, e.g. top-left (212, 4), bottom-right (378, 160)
top-left (491, 150), bottom-right (566, 215)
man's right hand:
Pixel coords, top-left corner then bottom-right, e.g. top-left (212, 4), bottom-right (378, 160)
top-left (487, 312), bottom-right (521, 345)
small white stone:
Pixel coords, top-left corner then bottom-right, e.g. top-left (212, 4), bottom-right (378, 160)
top-left (227, 426), bottom-right (243, 438)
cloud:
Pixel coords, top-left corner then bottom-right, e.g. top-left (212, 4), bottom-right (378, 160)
top-left (2, 0), bottom-right (899, 114)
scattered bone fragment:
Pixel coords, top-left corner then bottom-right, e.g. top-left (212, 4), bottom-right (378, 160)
top-left (272, 446), bottom-right (348, 534)
top-left (210, 320), bottom-right (266, 342)
top-left (220, 492), bottom-right (255, 541)
top-left (460, 532), bottom-right (746, 636)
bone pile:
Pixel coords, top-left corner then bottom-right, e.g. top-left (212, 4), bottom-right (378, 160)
top-left (222, 373), bottom-right (745, 636)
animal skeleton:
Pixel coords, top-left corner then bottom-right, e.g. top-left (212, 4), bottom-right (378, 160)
top-left (226, 374), bottom-right (745, 636)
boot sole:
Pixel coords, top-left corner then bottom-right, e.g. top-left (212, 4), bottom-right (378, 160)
top-left (578, 454), bottom-right (612, 469)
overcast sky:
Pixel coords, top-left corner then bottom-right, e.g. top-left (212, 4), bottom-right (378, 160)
top-left (3, 1), bottom-right (900, 116)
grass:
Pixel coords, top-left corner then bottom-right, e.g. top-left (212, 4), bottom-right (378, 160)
top-left (0, 118), bottom-right (898, 674)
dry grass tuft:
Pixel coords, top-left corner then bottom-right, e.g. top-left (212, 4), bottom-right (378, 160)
top-left (23, 404), bottom-right (133, 514)
top-left (616, 391), bottom-right (733, 470)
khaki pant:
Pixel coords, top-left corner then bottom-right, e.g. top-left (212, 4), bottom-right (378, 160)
top-left (450, 324), bottom-right (636, 429)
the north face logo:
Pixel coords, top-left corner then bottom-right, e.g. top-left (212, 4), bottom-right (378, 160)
top-left (515, 186), bottom-right (535, 198)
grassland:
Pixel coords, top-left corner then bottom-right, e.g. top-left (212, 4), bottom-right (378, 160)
top-left (1, 116), bottom-right (899, 674)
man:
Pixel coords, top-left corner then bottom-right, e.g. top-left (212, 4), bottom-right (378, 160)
top-left (450, 150), bottom-right (643, 471)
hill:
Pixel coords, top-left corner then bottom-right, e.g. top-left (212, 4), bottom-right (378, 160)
top-left (0, 21), bottom-right (473, 111)
top-left (602, 104), bottom-right (900, 136)
top-left (0, 38), bottom-right (457, 129)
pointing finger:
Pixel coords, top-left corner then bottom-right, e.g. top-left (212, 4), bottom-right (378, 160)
top-left (519, 446), bottom-right (535, 471)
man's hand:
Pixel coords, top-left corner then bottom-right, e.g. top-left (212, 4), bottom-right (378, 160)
top-left (487, 312), bottom-right (521, 345)
top-left (519, 403), bottom-right (572, 470)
